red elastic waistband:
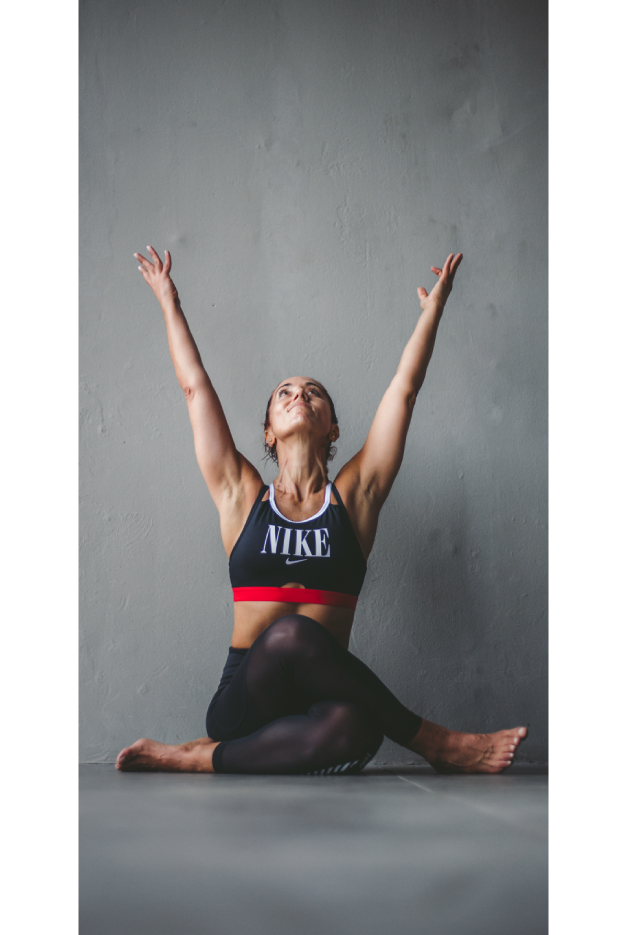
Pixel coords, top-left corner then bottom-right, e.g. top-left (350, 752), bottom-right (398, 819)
top-left (232, 587), bottom-right (358, 610)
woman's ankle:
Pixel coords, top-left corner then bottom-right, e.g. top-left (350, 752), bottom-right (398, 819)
top-left (406, 718), bottom-right (450, 758)
top-left (183, 741), bottom-right (219, 773)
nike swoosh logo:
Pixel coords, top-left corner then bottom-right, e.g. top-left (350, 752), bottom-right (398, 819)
top-left (285, 558), bottom-right (308, 565)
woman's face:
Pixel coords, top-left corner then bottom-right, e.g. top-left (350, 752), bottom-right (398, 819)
top-left (266, 377), bottom-right (336, 446)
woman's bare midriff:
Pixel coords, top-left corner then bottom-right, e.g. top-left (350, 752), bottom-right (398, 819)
top-left (232, 601), bottom-right (355, 650)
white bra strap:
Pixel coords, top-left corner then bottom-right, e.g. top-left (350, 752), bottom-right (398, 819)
top-left (268, 482), bottom-right (332, 524)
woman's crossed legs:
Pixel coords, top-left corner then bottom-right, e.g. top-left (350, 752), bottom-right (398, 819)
top-left (116, 615), bottom-right (527, 774)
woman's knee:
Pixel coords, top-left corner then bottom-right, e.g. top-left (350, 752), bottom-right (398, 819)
top-left (309, 701), bottom-right (383, 763)
top-left (257, 614), bottom-right (326, 657)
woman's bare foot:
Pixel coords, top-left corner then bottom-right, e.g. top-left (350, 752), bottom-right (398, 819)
top-left (115, 737), bottom-right (218, 773)
top-left (408, 719), bottom-right (528, 774)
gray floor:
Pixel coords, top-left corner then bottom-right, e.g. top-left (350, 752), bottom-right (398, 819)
top-left (80, 763), bottom-right (547, 935)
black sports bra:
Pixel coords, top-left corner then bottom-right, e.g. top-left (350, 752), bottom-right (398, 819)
top-left (229, 483), bottom-right (367, 609)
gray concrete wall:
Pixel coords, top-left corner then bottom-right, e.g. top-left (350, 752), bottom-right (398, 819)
top-left (80, 0), bottom-right (547, 764)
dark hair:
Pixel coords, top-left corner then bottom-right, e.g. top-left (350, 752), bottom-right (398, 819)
top-left (263, 381), bottom-right (338, 465)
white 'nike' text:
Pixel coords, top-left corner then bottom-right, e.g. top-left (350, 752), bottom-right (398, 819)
top-left (260, 524), bottom-right (331, 558)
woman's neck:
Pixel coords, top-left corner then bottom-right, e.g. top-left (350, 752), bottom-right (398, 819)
top-left (273, 440), bottom-right (328, 501)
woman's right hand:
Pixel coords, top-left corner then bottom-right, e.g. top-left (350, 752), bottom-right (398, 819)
top-left (135, 246), bottom-right (179, 307)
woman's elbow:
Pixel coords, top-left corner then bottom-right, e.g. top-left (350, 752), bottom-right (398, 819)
top-left (181, 372), bottom-right (210, 401)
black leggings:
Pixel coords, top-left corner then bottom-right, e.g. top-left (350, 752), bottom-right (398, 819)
top-left (205, 614), bottom-right (422, 775)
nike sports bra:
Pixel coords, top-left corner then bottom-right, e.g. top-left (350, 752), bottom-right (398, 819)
top-left (229, 483), bottom-right (367, 609)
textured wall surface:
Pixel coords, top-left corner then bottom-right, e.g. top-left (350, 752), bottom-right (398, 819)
top-left (80, 0), bottom-right (547, 763)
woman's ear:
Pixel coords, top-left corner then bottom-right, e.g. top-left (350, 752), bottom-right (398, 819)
top-left (329, 425), bottom-right (339, 443)
top-left (265, 429), bottom-right (276, 448)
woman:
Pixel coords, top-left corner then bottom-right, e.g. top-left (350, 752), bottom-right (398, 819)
top-left (116, 246), bottom-right (527, 775)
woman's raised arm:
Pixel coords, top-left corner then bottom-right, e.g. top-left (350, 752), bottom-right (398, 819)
top-left (335, 254), bottom-right (462, 553)
top-left (135, 247), bottom-right (262, 526)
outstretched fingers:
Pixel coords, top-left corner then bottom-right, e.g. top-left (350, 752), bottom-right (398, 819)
top-left (428, 255), bottom-right (453, 280)
top-left (134, 247), bottom-right (172, 290)
top-left (429, 253), bottom-right (463, 282)
top-left (442, 253), bottom-right (462, 277)
top-left (449, 252), bottom-right (463, 279)
top-left (146, 245), bottom-right (163, 271)
top-left (134, 251), bottom-right (152, 270)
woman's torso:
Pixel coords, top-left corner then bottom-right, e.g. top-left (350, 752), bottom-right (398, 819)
top-left (232, 601), bottom-right (355, 650)
top-left (229, 481), bottom-right (367, 649)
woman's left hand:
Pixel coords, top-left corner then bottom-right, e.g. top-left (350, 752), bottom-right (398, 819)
top-left (417, 253), bottom-right (463, 314)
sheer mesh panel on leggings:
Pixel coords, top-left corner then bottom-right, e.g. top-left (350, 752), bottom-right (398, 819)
top-left (210, 615), bottom-right (422, 775)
